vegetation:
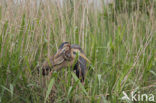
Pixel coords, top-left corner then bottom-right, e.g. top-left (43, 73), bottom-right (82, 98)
top-left (0, 0), bottom-right (155, 103)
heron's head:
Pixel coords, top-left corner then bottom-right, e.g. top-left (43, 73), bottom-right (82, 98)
top-left (42, 42), bottom-right (90, 75)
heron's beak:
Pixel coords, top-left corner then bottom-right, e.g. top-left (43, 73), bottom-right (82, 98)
top-left (72, 49), bottom-right (91, 64)
top-left (79, 53), bottom-right (91, 64)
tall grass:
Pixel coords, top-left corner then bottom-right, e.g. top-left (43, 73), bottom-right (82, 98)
top-left (0, 0), bottom-right (155, 103)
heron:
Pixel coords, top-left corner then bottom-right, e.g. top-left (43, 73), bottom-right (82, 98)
top-left (42, 42), bottom-right (90, 82)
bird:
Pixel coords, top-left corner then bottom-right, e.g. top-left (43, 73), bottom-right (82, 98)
top-left (42, 42), bottom-right (90, 82)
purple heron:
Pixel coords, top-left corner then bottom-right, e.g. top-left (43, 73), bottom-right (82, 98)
top-left (42, 42), bottom-right (90, 82)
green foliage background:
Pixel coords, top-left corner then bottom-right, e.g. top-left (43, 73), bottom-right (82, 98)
top-left (0, 0), bottom-right (155, 103)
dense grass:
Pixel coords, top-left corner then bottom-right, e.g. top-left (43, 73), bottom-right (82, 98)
top-left (0, 0), bottom-right (156, 103)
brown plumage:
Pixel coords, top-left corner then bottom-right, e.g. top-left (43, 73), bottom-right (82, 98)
top-left (42, 42), bottom-right (90, 82)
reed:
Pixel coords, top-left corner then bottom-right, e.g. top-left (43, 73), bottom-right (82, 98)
top-left (0, 0), bottom-right (155, 102)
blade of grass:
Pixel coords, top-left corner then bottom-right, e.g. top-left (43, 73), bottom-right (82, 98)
top-left (44, 78), bottom-right (55, 103)
top-left (71, 72), bottom-right (88, 96)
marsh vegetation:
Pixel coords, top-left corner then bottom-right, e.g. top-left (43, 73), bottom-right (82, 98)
top-left (0, 0), bottom-right (155, 103)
